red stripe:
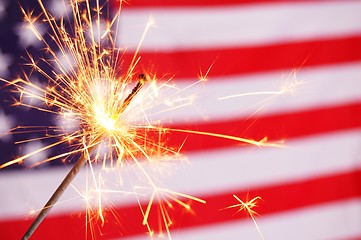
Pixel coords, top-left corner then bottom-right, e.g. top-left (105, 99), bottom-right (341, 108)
top-left (115, 0), bottom-right (349, 8)
top-left (2, 169), bottom-right (360, 239)
top-left (346, 237), bottom-right (361, 240)
top-left (120, 35), bottom-right (361, 79)
top-left (156, 102), bottom-right (361, 153)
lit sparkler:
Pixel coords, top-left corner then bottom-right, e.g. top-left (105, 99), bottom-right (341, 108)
top-left (0, 0), bottom-right (282, 239)
top-left (22, 73), bottom-right (148, 240)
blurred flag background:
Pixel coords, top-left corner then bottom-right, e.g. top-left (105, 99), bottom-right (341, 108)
top-left (1, 0), bottom-right (361, 239)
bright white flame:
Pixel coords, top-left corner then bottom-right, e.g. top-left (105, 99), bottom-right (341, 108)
top-left (93, 105), bottom-right (117, 131)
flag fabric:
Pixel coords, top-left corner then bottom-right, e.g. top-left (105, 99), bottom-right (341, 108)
top-left (1, 0), bottom-right (361, 239)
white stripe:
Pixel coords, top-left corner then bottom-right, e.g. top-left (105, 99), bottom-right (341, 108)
top-left (138, 62), bottom-right (361, 123)
top-left (122, 198), bottom-right (361, 240)
top-left (155, 129), bottom-right (361, 194)
top-left (1, 129), bottom-right (360, 219)
top-left (116, 2), bottom-right (361, 50)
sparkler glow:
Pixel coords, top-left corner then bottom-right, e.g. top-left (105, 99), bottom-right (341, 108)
top-left (0, 0), bottom-right (285, 239)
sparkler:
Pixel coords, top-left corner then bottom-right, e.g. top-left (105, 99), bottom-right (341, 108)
top-left (22, 74), bottom-right (147, 240)
top-left (0, 0), bottom-right (284, 239)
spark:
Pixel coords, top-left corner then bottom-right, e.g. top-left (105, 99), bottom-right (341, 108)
top-left (222, 195), bottom-right (264, 240)
top-left (218, 70), bottom-right (305, 100)
top-left (198, 58), bottom-right (217, 83)
top-left (20, 7), bottom-right (43, 41)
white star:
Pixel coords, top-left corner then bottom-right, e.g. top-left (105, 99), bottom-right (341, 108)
top-left (55, 110), bottom-right (79, 133)
top-left (88, 19), bottom-right (109, 45)
top-left (16, 21), bottom-right (46, 48)
top-left (0, 0), bottom-right (7, 20)
top-left (19, 77), bottom-right (45, 109)
top-left (22, 141), bottom-right (49, 167)
top-left (0, 48), bottom-right (13, 77)
top-left (47, 0), bottom-right (72, 19)
top-left (54, 50), bottom-right (75, 74)
top-left (0, 109), bottom-right (15, 142)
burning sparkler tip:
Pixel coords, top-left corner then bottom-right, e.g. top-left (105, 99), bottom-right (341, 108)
top-left (138, 73), bottom-right (147, 82)
top-left (119, 73), bottom-right (148, 113)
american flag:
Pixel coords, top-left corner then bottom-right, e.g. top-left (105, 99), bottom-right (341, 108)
top-left (1, 0), bottom-right (361, 239)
